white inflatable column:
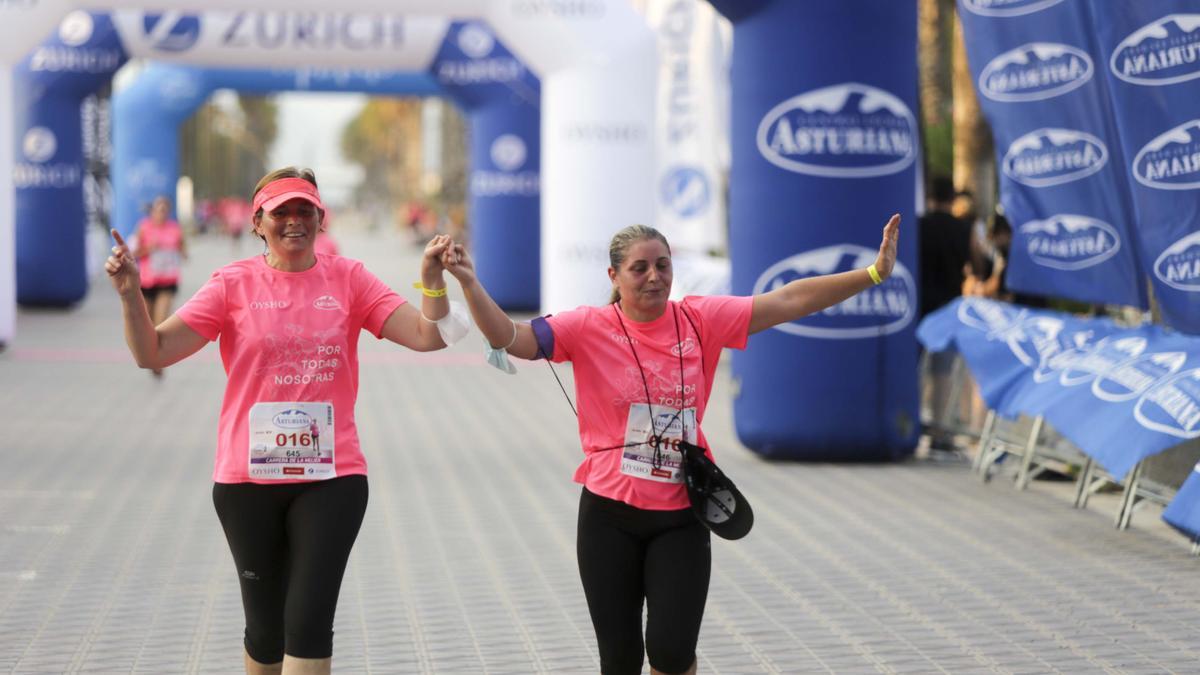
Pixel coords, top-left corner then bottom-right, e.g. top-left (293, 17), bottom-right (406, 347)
top-left (0, 66), bottom-right (13, 346)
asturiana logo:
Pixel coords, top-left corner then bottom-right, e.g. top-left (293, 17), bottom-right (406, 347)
top-left (752, 244), bottom-right (914, 339)
top-left (273, 409), bottom-right (313, 429)
top-left (313, 295), bottom-right (342, 311)
top-left (1094, 351), bottom-right (1187, 403)
top-left (979, 42), bottom-right (1092, 102)
top-left (961, 0), bottom-right (1064, 18)
top-left (1110, 14), bottom-right (1200, 86)
top-left (141, 12), bottom-right (202, 52)
top-left (1002, 128), bottom-right (1107, 187)
top-left (757, 83), bottom-right (916, 179)
top-left (1153, 230), bottom-right (1200, 291)
top-left (1135, 368), bottom-right (1200, 439)
top-left (1019, 214), bottom-right (1121, 271)
top-left (1133, 119), bottom-right (1200, 190)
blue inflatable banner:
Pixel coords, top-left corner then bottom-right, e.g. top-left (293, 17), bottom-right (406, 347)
top-left (433, 21), bottom-right (541, 310)
top-left (1088, 1), bottom-right (1200, 334)
top-left (710, 0), bottom-right (919, 460)
top-left (1164, 462), bottom-right (1200, 540)
top-left (918, 298), bottom-right (1200, 480)
top-left (956, 0), bottom-right (1148, 309)
top-left (16, 12), bottom-right (125, 305)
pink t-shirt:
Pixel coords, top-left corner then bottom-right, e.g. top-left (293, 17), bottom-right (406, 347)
top-left (176, 254), bottom-right (405, 484)
top-left (546, 296), bottom-right (753, 510)
top-left (135, 218), bottom-right (184, 288)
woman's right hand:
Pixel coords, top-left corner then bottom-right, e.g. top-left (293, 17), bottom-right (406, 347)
top-left (443, 243), bottom-right (477, 286)
top-left (105, 229), bottom-right (141, 296)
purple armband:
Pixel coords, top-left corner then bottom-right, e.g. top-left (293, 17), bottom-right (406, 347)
top-left (530, 316), bottom-right (555, 360)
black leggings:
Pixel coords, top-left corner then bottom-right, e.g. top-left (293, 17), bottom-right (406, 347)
top-left (212, 475), bottom-right (368, 663)
top-left (577, 487), bottom-right (711, 675)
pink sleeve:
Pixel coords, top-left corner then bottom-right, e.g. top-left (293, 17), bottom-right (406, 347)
top-left (543, 305), bottom-right (591, 363)
top-left (682, 295), bottom-right (753, 351)
top-left (351, 262), bottom-right (406, 338)
top-left (175, 270), bottom-right (226, 341)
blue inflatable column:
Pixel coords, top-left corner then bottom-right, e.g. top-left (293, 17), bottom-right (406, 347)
top-left (111, 65), bottom-right (204, 241)
top-left (710, 0), bottom-right (920, 460)
top-left (469, 104), bottom-right (540, 310)
top-left (15, 11), bottom-right (125, 306)
top-left (14, 90), bottom-right (88, 305)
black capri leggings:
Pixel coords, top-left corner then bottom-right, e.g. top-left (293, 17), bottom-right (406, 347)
top-left (577, 487), bottom-right (711, 675)
top-left (212, 474), bottom-right (368, 663)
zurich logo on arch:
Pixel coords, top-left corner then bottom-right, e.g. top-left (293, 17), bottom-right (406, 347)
top-left (1110, 14), bottom-right (1200, 86)
top-left (961, 0), bottom-right (1065, 18)
top-left (22, 127), bottom-right (57, 163)
top-left (490, 135), bottom-right (527, 172)
top-left (141, 12), bottom-right (202, 52)
top-left (1019, 214), bottom-right (1121, 271)
top-left (757, 83), bottom-right (916, 179)
top-left (979, 43), bottom-right (1092, 102)
top-left (752, 244), bottom-right (915, 339)
top-left (58, 11), bottom-right (95, 47)
top-left (457, 23), bottom-right (495, 59)
top-left (659, 166), bottom-right (710, 219)
top-left (1001, 128), bottom-right (1107, 187)
top-left (1133, 119), bottom-right (1200, 190)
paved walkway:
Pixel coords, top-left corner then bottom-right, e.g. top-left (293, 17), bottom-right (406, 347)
top-left (1, 230), bottom-right (1198, 673)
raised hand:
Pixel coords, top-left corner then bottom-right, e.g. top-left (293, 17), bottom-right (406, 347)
top-left (105, 229), bottom-right (141, 296)
top-left (873, 214), bottom-right (900, 280)
top-left (442, 243), bottom-right (476, 286)
top-left (420, 234), bottom-right (453, 283)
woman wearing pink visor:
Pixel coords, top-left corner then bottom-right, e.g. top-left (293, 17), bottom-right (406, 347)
top-left (106, 167), bottom-right (462, 674)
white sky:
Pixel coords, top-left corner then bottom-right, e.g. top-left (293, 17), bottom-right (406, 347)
top-left (267, 92), bottom-right (367, 208)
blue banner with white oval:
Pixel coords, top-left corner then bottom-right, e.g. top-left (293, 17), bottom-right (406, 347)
top-left (1089, 1), bottom-right (1200, 334)
top-left (709, 0), bottom-right (919, 460)
top-left (918, 297), bottom-right (1200, 482)
top-left (957, 0), bottom-right (1148, 309)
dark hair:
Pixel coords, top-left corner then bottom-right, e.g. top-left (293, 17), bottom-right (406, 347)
top-left (251, 167), bottom-right (319, 240)
top-left (608, 224), bottom-right (671, 304)
top-left (929, 175), bottom-right (956, 204)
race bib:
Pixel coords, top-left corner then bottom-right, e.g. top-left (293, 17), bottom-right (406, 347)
top-left (248, 402), bottom-right (335, 480)
top-left (148, 249), bottom-right (181, 276)
top-left (619, 404), bottom-right (697, 484)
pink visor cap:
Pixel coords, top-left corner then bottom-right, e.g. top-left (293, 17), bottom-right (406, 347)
top-left (252, 177), bottom-right (324, 213)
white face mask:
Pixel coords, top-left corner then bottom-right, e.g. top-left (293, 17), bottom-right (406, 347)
top-left (434, 301), bottom-right (471, 346)
top-left (485, 345), bottom-right (518, 374)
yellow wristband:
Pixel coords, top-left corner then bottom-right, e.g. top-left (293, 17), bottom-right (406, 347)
top-left (867, 264), bottom-right (883, 285)
top-left (413, 282), bottom-right (447, 298)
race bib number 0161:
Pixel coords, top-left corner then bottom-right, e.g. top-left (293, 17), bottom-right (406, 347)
top-left (620, 404), bottom-right (697, 484)
top-left (248, 402), bottom-right (335, 480)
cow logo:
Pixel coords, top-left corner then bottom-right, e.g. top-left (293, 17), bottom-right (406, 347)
top-left (979, 43), bottom-right (1092, 102)
top-left (1094, 351), bottom-right (1187, 402)
top-left (1019, 215), bottom-right (1121, 271)
top-left (659, 166), bottom-right (710, 219)
top-left (457, 23), bottom-right (494, 58)
top-left (59, 11), bottom-right (95, 47)
top-left (757, 82), bottom-right (916, 178)
top-left (22, 127), bottom-right (56, 163)
top-left (490, 135), bottom-right (527, 172)
top-left (961, 0), bottom-right (1064, 18)
top-left (1002, 128), bottom-right (1107, 187)
top-left (752, 244), bottom-right (915, 339)
top-left (1134, 368), bottom-right (1200, 439)
top-left (1153, 230), bottom-right (1200, 291)
top-left (1132, 119), bottom-right (1200, 190)
top-left (1110, 14), bottom-right (1200, 86)
top-left (141, 12), bottom-right (201, 52)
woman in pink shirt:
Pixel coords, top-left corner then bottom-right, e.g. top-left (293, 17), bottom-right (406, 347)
top-left (132, 195), bottom-right (187, 375)
top-left (106, 167), bottom-right (460, 675)
top-left (444, 216), bottom-right (899, 675)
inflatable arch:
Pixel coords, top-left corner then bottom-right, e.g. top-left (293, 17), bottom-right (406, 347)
top-left (0, 0), bottom-right (658, 344)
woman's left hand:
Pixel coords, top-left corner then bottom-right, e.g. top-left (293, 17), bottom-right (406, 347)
top-left (873, 214), bottom-right (900, 281)
top-left (420, 234), bottom-right (453, 283)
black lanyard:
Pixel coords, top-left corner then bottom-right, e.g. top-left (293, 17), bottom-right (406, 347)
top-left (613, 303), bottom-right (688, 470)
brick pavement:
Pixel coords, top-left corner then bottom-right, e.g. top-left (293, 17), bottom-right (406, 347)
top-left (1, 230), bottom-right (1197, 673)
